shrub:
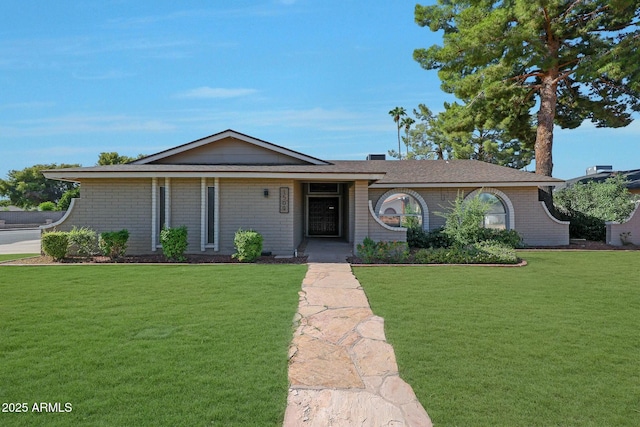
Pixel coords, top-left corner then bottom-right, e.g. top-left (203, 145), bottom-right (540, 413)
top-left (67, 226), bottom-right (98, 257)
top-left (437, 192), bottom-right (491, 247)
top-left (160, 226), bottom-right (188, 262)
top-left (554, 175), bottom-right (638, 241)
top-left (38, 201), bottom-right (56, 211)
top-left (407, 226), bottom-right (453, 249)
top-left (41, 231), bottom-right (69, 261)
top-left (57, 187), bottom-right (80, 211)
top-left (232, 229), bottom-right (263, 262)
top-left (473, 241), bottom-right (519, 264)
top-left (99, 229), bottom-right (129, 259)
top-left (356, 238), bottom-right (409, 263)
top-left (476, 228), bottom-right (524, 248)
top-left (412, 242), bottom-right (518, 265)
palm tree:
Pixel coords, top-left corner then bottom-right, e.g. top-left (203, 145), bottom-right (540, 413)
top-left (400, 116), bottom-right (415, 158)
top-left (388, 107), bottom-right (407, 159)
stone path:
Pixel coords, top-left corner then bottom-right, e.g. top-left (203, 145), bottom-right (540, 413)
top-left (283, 263), bottom-right (432, 427)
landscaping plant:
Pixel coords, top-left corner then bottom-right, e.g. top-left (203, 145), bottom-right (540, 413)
top-left (41, 231), bottom-right (69, 261)
top-left (67, 226), bottom-right (98, 256)
top-left (99, 229), bottom-right (129, 259)
top-left (232, 229), bottom-right (263, 262)
top-left (160, 225), bottom-right (188, 262)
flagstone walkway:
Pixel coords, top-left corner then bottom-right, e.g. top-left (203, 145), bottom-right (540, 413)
top-left (283, 263), bottom-right (432, 427)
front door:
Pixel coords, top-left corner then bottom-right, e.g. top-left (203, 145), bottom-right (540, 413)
top-left (308, 197), bottom-right (340, 236)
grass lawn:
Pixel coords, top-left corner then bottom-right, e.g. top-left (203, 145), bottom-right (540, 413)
top-left (0, 254), bottom-right (38, 262)
top-left (354, 251), bottom-right (640, 427)
top-left (0, 264), bottom-right (307, 426)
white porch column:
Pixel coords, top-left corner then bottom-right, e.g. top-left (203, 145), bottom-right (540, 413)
top-left (151, 177), bottom-right (157, 251)
top-left (353, 180), bottom-right (369, 251)
top-left (164, 177), bottom-right (171, 228)
top-left (214, 177), bottom-right (220, 252)
top-left (200, 178), bottom-right (206, 251)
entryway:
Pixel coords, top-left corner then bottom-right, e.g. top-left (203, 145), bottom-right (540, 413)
top-left (298, 238), bottom-right (353, 263)
top-left (307, 196), bottom-right (340, 237)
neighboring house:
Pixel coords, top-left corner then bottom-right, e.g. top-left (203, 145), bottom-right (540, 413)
top-left (559, 165), bottom-right (640, 195)
top-left (42, 129), bottom-right (568, 255)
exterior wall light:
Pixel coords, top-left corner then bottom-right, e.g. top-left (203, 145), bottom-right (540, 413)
top-left (264, 189), bottom-right (269, 197)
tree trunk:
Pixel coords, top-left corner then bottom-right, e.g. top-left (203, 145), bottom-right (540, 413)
top-left (535, 73), bottom-right (557, 177)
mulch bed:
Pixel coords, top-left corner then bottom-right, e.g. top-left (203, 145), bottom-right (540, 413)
top-left (3, 254), bottom-right (308, 265)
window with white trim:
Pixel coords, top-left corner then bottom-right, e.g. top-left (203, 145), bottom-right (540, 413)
top-left (478, 192), bottom-right (507, 229)
top-left (377, 192), bottom-right (423, 228)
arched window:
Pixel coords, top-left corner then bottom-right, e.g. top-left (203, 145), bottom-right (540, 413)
top-left (377, 192), bottom-right (423, 228)
top-left (478, 192), bottom-right (507, 229)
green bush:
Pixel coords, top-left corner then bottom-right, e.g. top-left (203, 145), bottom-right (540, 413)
top-left (473, 241), bottom-right (519, 264)
top-left (67, 226), bottom-right (98, 257)
top-left (407, 226), bottom-right (453, 249)
top-left (232, 229), bottom-right (263, 262)
top-left (437, 191), bottom-right (491, 247)
top-left (356, 237), bottom-right (409, 263)
top-left (160, 226), bottom-right (188, 262)
top-left (476, 228), bottom-right (524, 248)
top-left (57, 187), bottom-right (80, 211)
top-left (38, 201), bottom-right (56, 211)
top-left (41, 231), bottom-right (69, 261)
top-left (99, 229), bottom-right (129, 259)
top-left (412, 243), bottom-right (519, 265)
top-left (554, 175), bottom-right (638, 241)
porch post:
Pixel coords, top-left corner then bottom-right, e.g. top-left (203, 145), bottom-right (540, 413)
top-left (151, 177), bottom-right (157, 251)
top-left (353, 180), bottom-right (368, 252)
top-left (200, 178), bottom-right (206, 251)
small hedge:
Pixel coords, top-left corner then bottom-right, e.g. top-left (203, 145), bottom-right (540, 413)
top-left (232, 229), bottom-right (263, 263)
top-left (408, 226), bottom-right (523, 249)
top-left (68, 226), bottom-right (98, 256)
top-left (99, 229), bottom-right (129, 259)
top-left (41, 231), bottom-right (70, 261)
top-left (160, 226), bottom-right (188, 262)
top-left (357, 238), bottom-right (519, 265)
top-left (356, 237), bottom-right (409, 264)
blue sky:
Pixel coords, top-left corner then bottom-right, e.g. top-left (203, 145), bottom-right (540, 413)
top-left (1, 0), bottom-right (638, 181)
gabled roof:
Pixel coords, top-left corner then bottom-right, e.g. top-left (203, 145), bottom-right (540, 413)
top-left (131, 129), bottom-right (330, 166)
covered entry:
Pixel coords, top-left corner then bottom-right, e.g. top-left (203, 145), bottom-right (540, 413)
top-left (305, 183), bottom-right (344, 237)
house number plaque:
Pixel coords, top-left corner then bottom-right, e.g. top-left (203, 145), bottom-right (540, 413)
top-left (279, 187), bottom-right (289, 213)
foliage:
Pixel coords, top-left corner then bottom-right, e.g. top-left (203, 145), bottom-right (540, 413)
top-left (38, 201), bottom-right (56, 211)
top-left (99, 229), bottom-right (129, 259)
top-left (0, 163), bottom-right (80, 209)
top-left (388, 107), bottom-right (407, 159)
top-left (67, 226), bottom-right (98, 257)
top-left (554, 175), bottom-right (637, 240)
top-left (412, 242), bottom-right (518, 265)
top-left (160, 226), bottom-right (189, 262)
top-left (475, 228), bottom-right (524, 249)
top-left (97, 152), bottom-right (145, 165)
top-left (407, 226), bottom-right (452, 249)
top-left (437, 192), bottom-right (491, 248)
top-left (356, 237), bottom-right (409, 264)
top-left (232, 229), bottom-right (263, 262)
top-left (41, 231), bottom-right (69, 261)
top-left (414, 1), bottom-right (640, 180)
top-left (355, 252), bottom-right (640, 425)
top-left (57, 186), bottom-right (80, 211)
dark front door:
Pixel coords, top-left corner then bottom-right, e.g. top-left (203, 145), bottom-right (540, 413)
top-left (308, 197), bottom-right (340, 236)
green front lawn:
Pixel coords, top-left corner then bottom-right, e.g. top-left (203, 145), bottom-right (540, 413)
top-left (354, 251), bottom-right (640, 427)
top-left (0, 265), bottom-right (307, 426)
top-left (0, 254), bottom-right (38, 262)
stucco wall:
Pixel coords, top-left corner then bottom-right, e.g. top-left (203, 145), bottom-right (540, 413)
top-left (606, 203), bottom-right (640, 246)
top-left (46, 178), bottom-right (153, 254)
top-left (368, 186), bottom-right (569, 246)
top-left (218, 178), bottom-right (296, 255)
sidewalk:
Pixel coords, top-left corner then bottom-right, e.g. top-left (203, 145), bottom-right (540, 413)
top-left (284, 263), bottom-right (432, 426)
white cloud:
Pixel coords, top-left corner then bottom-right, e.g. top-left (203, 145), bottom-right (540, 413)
top-left (175, 87), bottom-right (259, 99)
